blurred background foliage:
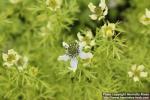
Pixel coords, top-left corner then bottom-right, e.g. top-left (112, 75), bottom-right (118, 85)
top-left (0, 0), bottom-right (150, 100)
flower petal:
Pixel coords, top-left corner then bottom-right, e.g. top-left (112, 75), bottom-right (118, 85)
top-left (62, 42), bottom-right (69, 48)
top-left (133, 76), bottom-right (139, 82)
top-left (99, 0), bottom-right (106, 10)
top-left (70, 58), bottom-right (78, 71)
top-left (90, 40), bottom-right (96, 46)
top-left (79, 52), bottom-right (93, 59)
top-left (80, 41), bottom-right (87, 47)
top-left (108, 23), bottom-right (116, 30)
top-left (58, 55), bottom-right (70, 61)
top-left (145, 8), bottom-right (150, 18)
top-left (3, 62), bottom-right (13, 67)
top-left (16, 56), bottom-right (28, 69)
top-left (88, 3), bottom-right (96, 13)
top-left (137, 65), bottom-right (145, 71)
top-left (98, 16), bottom-right (104, 21)
top-left (2, 53), bottom-right (8, 61)
top-left (131, 64), bottom-right (137, 71)
top-left (86, 30), bottom-right (93, 39)
top-left (89, 14), bottom-right (97, 20)
top-left (77, 32), bottom-right (84, 41)
top-left (8, 49), bottom-right (16, 54)
top-left (128, 71), bottom-right (133, 77)
top-left (85, 46), bottom-right (91, 49)
top-left (103, 8), bottom-right (108, 16)
top-left (140, 72), bottom-right (148, 77)
top-left (78, 42), bottom-right (84, 52)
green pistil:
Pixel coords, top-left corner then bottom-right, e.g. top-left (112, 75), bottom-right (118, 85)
top-left (133, 69), bottom-right (140, 77)
top-left (83, 37), bottom-right (91, 44)
top-left (106, 27), bottom-right (113, 33)
top-left (144, 17), bottom-right (150, 21)
top-left (95, 7), bottom-right (103, 17)
top-left (49, 0), bottom-right (57, 9)
top-left (7, 54), bottom-right (16, 63)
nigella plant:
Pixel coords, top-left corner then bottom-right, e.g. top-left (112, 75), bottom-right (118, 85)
top-left (58, 41), bottom-right (93, 72)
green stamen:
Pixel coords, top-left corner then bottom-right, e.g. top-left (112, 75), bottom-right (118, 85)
top-left (95, 7), bottom-right (103, 17)
top-left (48, 0), bottom-right (57, 9)
top-left (7, 54), bottom-right (16, 63)
top-left (133, 69), bottom-right (140, 77)
top-left (67, 42), bottom-right (79, 57)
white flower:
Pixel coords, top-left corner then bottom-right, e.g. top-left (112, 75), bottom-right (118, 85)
top-left (15, 56), bottom-right (28, 71)
top-left (101, 23), bottom-right (116, 38)
top-left (39, 21), bottom-right (53, 36)
top-left (77, 29), bottom-right (96, 49)
top-left (140, 8), bottom-right (150, 25)
top-left (29, 67), bottom-right (39, 77)
top-left (2, 49), bottom-right (19, 67)
top-left (128, 64), bottom-right (148, 82)
top-left (88, 0), bottom-right (108, 20)
top-left (39, 27), bottom-right (48, 36)
top-left (58, 41), bottom-right (93, 72)
top-left (10, 0), bottom-right (21, 4)
top-left (46, 0), bottom-right (62, 11)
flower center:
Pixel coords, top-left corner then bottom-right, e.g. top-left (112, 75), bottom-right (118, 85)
top-left (133, 69), bottom-right (140, 77)
top-left (7, 54), bottom-right (16, 63)
top-left (67, 42), bottom-right (79, 57)
top-left (29, 67), bottom-right (38, 77)
top-left (144, 17), bottom-right (150, 21)
top-left (83, 36), bottom-right (91, 44)
top-left (106, 27), bottom-right (112, 33)
top-left (95, 7), bottom-right (103, 16)
top-left (48, 0), bottom-right (57, 9)
top-left (105, 26), bottom-right (114, 37)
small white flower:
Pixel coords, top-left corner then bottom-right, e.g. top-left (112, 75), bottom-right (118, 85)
top-left (10, 0), bottom-right (21, 4)
top-left (2, 49), bottom-right (19, 67)
top-left (140, 8), bottom-right (150, 25)
top-left (128, 64), bottom-right (148, 82)
top-left (101, 22), bottom-right (116, 38)
top-left (39, 27), bottom-right (48, 36)
top-left (39, 21), bottom-right (53, 36)
top-left (46, 0), bottom-right (62, 11)
top-left (15, 56), bottom-right (28, 71)
top-left (88, 0), bottom-right (108, 20)
top-left (77, 29), bottom-right (96, 49)
top-left (29, 67), bottom-right (39, 77)
top-left (58, 41), bottom-right (93, 72)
